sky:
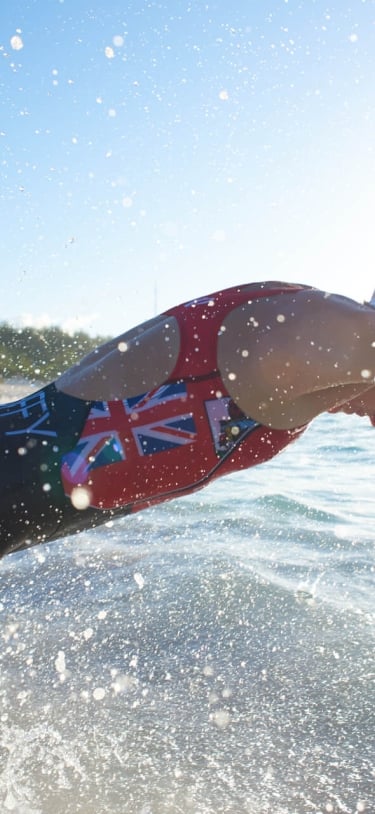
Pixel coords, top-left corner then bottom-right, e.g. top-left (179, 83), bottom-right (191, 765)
top-left (1, 0), bottom-right (375, 337)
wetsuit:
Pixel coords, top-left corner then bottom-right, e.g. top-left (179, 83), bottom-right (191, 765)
top-left (0, 386), bottom-right (121, 556)
top-left (0, 282), bottom-right (309, 557)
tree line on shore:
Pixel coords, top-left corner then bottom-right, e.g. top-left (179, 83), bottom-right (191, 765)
top-left (0, 322), bottom-right (107, 382)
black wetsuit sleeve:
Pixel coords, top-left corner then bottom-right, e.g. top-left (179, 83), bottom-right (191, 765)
top-left (0, 383), bottom-right (99, 556)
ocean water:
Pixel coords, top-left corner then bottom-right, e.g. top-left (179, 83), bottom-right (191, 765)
top-left (0, 394), bottom-right (374, 814)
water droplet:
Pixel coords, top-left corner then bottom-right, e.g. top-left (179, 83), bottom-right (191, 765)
top-left (93, 687), bottom-right (106, 701)
top-left (211, 709), bottom-right (231, 729)
top-left (134, 572), bottom-right (145, 589)
top-left (55, 651), bottom-right (66, 674)
top-left (70, 486), bottom-right (92, 510)
top-left (10, 34), bottom-right (23, 50)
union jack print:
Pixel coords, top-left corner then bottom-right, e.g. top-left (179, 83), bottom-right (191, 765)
top-left (124, 382), bottom-right (188, 414)
top-left (62, 431), bottom-right (125, 483)
top-left (132, 413), bottom-right (196, 455)
top-left (86, 401), bottom-right (111, 420)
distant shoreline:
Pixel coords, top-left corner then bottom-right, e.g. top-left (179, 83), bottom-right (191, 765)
top-left (0, 378), bottom-right (40, 404)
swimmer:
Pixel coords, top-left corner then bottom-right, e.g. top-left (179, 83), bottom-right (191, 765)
top-left (1, 280), bottom-right (375, 557)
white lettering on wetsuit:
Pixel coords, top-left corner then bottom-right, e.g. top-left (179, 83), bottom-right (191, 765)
top-left (2, 391), bottom-right (57, 438)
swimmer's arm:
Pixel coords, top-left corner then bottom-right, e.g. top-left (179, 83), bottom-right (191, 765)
top-left (218, 288), bottom-right (375, 429)
top-left (57, 314), bottom-right (180, 401)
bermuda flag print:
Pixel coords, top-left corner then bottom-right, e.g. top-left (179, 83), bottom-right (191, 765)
top-left (61, 382), bottom-right (197, 505)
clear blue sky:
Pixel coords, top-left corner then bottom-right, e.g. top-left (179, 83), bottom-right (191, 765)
top-left (1, 0), bottom-right (375, 336)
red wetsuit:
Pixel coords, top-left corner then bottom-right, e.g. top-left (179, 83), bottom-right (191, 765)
top-left (61, 282), bottom-right (310, 514)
